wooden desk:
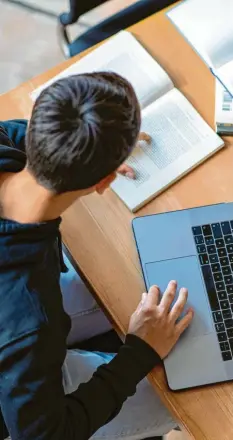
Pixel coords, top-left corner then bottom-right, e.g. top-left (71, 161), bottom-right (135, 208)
top-left (1, 7), bottom-right (233, 440)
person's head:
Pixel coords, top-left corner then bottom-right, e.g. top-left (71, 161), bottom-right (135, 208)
top-left (26, 72), bottom-right (141, 196)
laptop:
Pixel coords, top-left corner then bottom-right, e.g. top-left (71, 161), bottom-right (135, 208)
top-left (132, 202), bottom-right (233, 390)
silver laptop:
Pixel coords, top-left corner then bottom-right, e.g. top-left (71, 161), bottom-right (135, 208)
top-left (132, 202), bottom-right (233, 390)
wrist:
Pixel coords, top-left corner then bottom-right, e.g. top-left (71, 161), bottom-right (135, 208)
top-left (126, 334), bottom-right (162, 369)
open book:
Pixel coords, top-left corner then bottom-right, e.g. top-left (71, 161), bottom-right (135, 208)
top-left (167, 0), bottom-right (233, 97)
top-left (31, 31), bottom-right (224, 212)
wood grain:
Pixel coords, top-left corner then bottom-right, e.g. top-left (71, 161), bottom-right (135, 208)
top-left (0, 7), bottom-right (233, 440)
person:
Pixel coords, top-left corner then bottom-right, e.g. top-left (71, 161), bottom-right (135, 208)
top-left (0, 72), bottom-right (193, 440)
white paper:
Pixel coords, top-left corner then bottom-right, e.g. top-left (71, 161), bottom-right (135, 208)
top-left (218, 61), bottom-right (233, 93)
top-left (167, 0), bottom-right (233, 67)
top-left (31, 31), bottom-right (173, 108)
top-left (111, 89), bottom-right (224, 211)
top-left (167, 0), bottom-right (233, 95)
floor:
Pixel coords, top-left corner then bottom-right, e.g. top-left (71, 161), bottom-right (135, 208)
top-left (0, 0), bottom-right (136, 94)
top-left (0, 1), bottom-right (185, 438)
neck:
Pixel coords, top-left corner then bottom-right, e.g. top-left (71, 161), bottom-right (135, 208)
top-left (0, 169), bottom-right (80, 223)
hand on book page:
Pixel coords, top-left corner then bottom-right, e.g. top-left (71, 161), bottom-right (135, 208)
top-left (117, 132), bottom-right (151, 179)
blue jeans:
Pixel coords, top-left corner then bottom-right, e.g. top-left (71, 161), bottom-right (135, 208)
top-left (60, 253), bottom-right (176, 439)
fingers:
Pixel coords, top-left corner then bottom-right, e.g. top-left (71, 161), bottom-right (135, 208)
top-left (145, 285), bottom-right (160, 308)
top-left (141, 292), bottom-right (147, 304)
top-left (159, 280), bottom-right (177, 312)
top-left (118, 132), bottom-right (151, 180)
top-left (176, 308), bottom-right (194, 336)
top-left (135, 291), bottom-right (147, 314)
top-left (117, 164), bottom-right (135, 179)
top-left (169, 287), bottom-right (188, 322)
top-left (138, 132), bottom-right (151, 143)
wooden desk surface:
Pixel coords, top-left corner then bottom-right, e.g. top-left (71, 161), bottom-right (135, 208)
top-left (1, 7), bottom-right (233, 440)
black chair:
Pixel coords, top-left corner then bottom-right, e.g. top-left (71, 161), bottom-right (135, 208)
top-left (58, 0), bottom-right (177, 58)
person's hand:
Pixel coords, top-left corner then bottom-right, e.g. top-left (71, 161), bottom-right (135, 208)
top-left (128, 281), bottom-right (194, 359)
top-left (117, 132), bottom-right (151, 179)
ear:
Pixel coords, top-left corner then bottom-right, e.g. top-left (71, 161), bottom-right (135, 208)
top-left (96, 172), bottom-right (116, 194)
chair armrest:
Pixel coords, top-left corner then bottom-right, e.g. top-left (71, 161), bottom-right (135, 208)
top-left (59, 0), bottom-right (107, 25)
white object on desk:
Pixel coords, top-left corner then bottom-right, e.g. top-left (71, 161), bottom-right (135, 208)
top-left (215, 80), bottom-right (233, 135)
top-left (167, 0), bottom-right (233, 97)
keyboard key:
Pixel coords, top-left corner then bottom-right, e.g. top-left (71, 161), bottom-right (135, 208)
top-left (218, 291), bottom-right (227, 300)
top-left (216, 238), bottom-right (225, 248)
top-left (218, 248), bottom-right (227, 257)
top-left (195, 235), bottom-right (204, 245)
top-left (214, 272), bottom-right (223, 282)
top-left (229, 294), bottom-right (233, 303)
top-left (205, 236), bottom-right (214, 246)
top-left (229, 338), bottom-right (233, 351)
top-left (223, 266), bottom-right (231, 275)
top-left (212, 223), bottom-right (222, 239)
top-left (218, 332), bottom-right (227, 341)
top-left (231, 221), bottom-right (233, 230)
top-left (225, 235), bottom-right (233, 244)
top-left (221, 222), bottom-right (231, 235)
top-left (220, 257), bottom-right (229, 266)
top-left (229, 254), bottom-right (233, 263)
top-left (212, 263), bottom-right (220, 272)
top-left (225, 319), bottom-right (233, 328)
top-left (207, 245), bottom-right (216, 254)
top-left (202, 225), bottom-right (212, 236)
top-left (192, 226), bottom-right (202, 235)
top-left (225, 275), bottom-right (233, 285)
top-left (220, 341), bottom-right (230, 351)
top-left (216, 282), bottom-right (225, 291)
top-left (223, 309), bottom-right (232, 319)
top-left (220, 300), bottom-right (230, 310)
top-left (199, 254), bottom-right (209, 265)
top-left (227, 244), bottom-right (233, 254)
top-left (197, 244), bottom-right (206, 253)
top-left (231, 263), bottom-right (233, 272)
top-left (222, 351), bottom-right (232, 361)
top-left (227, 285), bottom-right (233, 294)
top-left (201, 265), bottom-right (219, 311)
top-left (210, 254), bottom-right (218, 263)
top-left (213, 311), bottom-right (223, 323)
top-left (227, 328), bottom-right (233, 338)
top-left (216, 323), bottom-right (225, 332)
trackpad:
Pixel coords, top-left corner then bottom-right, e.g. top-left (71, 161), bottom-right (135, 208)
top-left (145, 256), bottom-right (213, 337)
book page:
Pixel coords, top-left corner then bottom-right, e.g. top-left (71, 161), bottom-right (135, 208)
top-left (111, 89), bottom-right (224, 211)
top-left (167, 0), bottom-right (233, 69)
top-left (31, 31), bottom-right (173, 108)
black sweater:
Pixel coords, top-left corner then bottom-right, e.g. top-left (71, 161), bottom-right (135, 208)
top-left (0, 120), bottom-right (161, 440)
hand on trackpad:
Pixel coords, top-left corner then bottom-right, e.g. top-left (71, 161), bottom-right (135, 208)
top-left (145, 256), bottom-right (213, 337)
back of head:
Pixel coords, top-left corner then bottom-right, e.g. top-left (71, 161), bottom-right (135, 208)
top-left (26, 72), bottom-right (141, 193)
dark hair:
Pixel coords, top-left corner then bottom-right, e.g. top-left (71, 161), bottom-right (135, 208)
top-left (26, 72), bottom-right (141, 193)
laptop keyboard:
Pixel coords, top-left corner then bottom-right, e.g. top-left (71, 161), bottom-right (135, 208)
top-left (192, 221), bottom-right (233, 362)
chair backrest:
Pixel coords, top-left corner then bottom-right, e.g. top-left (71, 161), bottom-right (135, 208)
top-left (59, 0), bottom-right (177, 57)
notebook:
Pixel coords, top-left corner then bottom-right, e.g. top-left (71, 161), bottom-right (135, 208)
top-left (167, 0), bottom-right (233, 97)
top-left (215, 80), bottom-right (233, 135)
top-left (31, 31), bottom-right (224, 212)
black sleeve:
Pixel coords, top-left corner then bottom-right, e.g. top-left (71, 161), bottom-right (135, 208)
top-left (1, 329), bottom-right (160, 440)
top-left (0, 119), bottom-right (28, 152)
